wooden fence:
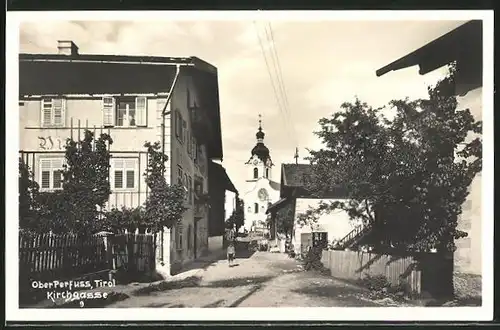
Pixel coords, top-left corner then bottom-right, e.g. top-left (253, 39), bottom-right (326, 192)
top-left (19, 232), bottom-right (109, 282)
top-left (321, 249), bottom-right (453, 298)
top-left (19, 232), bottom-right (157, 305)
top-left (111, 233), bottom-right (156, 275)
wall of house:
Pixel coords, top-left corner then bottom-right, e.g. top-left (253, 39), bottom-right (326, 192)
top-left (292, 198), bottom-right (362, 255)
top-left (19, 95), bottom-right (172, 211)
top-left (242, 176), bottom-right (280, 232)
top-left (169, 72), bottom-right (210, 271)
top-left (454, 87), bottom-right (482, 275)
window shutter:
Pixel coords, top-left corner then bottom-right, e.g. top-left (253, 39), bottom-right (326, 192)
top-left (102, 97), bottom-right (115, 127)
top-left (157, 99), bottom-right (167, 121)
top-left (53, 98), bottom-right (66, 127)
top-left (135, 96), bottom-right (147, 127)
top-left (40, 159), bottom-right (52, 188)
top-left (41, 99), bottom-right (53, 127)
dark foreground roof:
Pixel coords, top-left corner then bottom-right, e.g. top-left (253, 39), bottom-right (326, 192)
top-left (208, 161), bottom-right (238, 194)
top-left (376, 20), bottom-right (483, 95)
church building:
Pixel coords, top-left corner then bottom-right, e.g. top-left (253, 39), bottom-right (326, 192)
top-left (241, 116), bottom-right (280, 233)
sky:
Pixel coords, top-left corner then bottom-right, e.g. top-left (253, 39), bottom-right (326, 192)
top-left (19, 18), bottom-right (467, 193)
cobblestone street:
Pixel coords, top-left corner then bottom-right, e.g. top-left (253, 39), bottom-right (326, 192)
top-left (107, 251), bottom-right (379, 308)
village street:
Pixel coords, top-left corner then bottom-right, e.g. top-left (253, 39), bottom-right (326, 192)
top-left (107, 251), bottom-right (380, 308)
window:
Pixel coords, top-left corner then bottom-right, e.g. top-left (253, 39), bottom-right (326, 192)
top-left (39, 158), bottom-right (64, 190)
top-left (184, 173), bottom-right (189, 202)
top-left (188, 176), bottom-right (193, 204)
top-left (176, 223), bottom-right (184, 250)
top-left (177, 166), bottom-right (184, 185)
top-left (175, 110), bottom-right (185, 143)
top-left (265, 168), bottom-right (269, 178)
top-left (41, 98), bottom-right (66, 127)
top-left (112, 158), bottom-right (138, 190)
top-left (187, 224), bottom-right (192, 250)
top-left (247, 206), bottom-right (252, 212)
top-left (253, 167), bottom-right (258, 179)
top-left (254, 203), bottom-right (259, 214)
top-left (102, 96), bottom-right (147, 127)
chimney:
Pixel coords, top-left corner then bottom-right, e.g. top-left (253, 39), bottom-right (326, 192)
top-left (57, 40), bottom-right (79, 56)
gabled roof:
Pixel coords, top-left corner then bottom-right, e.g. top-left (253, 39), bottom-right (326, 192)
top-left (281, 163), bottom-right (313, 187)
top-left (265, 197), bottom-right (290, 214)
top-left (208, 161), bottom-right (238, 194)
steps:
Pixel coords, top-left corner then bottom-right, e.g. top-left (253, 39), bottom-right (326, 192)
top-left (334, 223), bottom-right (373, 250)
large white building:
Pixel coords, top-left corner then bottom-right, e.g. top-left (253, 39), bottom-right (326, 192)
top-left (241, 117), bottom-right (280, 233)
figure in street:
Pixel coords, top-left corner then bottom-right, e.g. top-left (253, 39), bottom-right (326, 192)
top-left (227, 242), bottom-right (236, 267)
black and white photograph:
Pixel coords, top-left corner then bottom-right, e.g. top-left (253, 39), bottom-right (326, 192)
top-left (5, 10), bottom-right (494, 322)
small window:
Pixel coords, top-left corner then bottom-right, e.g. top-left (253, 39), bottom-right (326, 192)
top-left (253, 167), bottom-right (258, 179)
top-left (112, 158), bottom-right (138, 190)
top-left (39, 158), bottom-right (65, 190)
top-left (254, 203), bottom-right (259, 214)
top-left (265, 168), bottom-right (269, 178)
top-left (247, 206), bottom-right (252, 212)
top-left (187, 224), bottom-right (192, 250)
top-left (41, 98), bottom-right (66, 127)
top-left (177, 166), bottom-right (184, 186)
top-left (176, 223), bottom-right (184, 250)
top-left (103, 96), bottom-right (147, 127)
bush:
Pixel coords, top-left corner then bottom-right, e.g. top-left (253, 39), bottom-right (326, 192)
top-left (358, 274), bottom-right (391, 292)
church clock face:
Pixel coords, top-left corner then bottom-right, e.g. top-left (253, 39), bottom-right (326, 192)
top-left (253, 159), bottom-right (259, 165)
top-left (258, 188), bottom-right (269, 202)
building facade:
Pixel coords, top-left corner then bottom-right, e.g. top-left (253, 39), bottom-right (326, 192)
top-left (267, 163), bottom-right (360, 255)
top-left (18, 40), bottom-right (224, 275)
top-left (241, 118), bottom-right (280, 233)
top-left (207, 160), bottom-right (238, 252)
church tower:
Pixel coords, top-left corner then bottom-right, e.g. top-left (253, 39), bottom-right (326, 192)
top-left (242, 115), bottom-right (280, 233)
top-left (245, 114), bottom-right (274, 182)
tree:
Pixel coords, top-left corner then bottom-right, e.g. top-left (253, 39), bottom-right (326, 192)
top-left (19, 158), bottom-right (42, 233)
top-left (273, 202), bottom-right (294, 238)
top-left (19, 130), bottom-right (113, 235)
top-left (142, 141), bottom-right (186, 233)
top-left (225, 197), bottom-right (244, 233)
top-left (306, 65), bottom-right (482, 253)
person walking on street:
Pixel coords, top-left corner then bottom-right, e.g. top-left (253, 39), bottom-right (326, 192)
top-left (227, 242), bottom-right (236, 267)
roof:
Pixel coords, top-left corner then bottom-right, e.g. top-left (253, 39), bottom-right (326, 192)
top-left (269, 180), bottom-right (280, 191)
top-left (375, 20), bottom-right (483, 95)
top-left (281, 163), bottom-right (313, 187)
top-left (208, 161), bottom-right (238, 194)
top-left (265, 198), bottom-right (290, 214)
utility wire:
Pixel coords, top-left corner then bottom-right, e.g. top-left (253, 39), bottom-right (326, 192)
top-left (253, 20), bottom-right (294, 145)
top-left (265, 22), bottom-right (297, 145)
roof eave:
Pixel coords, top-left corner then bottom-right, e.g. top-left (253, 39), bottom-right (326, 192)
top-left (376, 20), bottom-right (483, 78)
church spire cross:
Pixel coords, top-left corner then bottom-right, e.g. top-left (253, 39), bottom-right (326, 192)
top-left (258, 114), bottom-right (262, 131)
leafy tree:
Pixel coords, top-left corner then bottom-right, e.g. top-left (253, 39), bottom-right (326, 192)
top-left (273, 202), bottom-right (294, 237)
top-left (225, 197), bottom-right (244, 232)
top-left (19, 130), bottom-right (113, 235)
top-left (19, 158), bottom-right (42, 233)
top-left (296, 205), bottom-right (321, 231)
top-left (306, 65), bottom-right (482, 253)
top-left (142, 141), bottom-right (186, 233)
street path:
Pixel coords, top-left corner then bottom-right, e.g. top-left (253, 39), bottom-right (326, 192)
top-left (107, 251), bottom-right (378, 308)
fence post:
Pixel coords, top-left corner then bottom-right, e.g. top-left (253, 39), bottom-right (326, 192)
top-left (156, 226), bottom-right (171, 278)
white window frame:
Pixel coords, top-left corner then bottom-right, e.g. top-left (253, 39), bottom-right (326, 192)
top-left (38, 157), bottom-right (65, 191)
top-left (41, 98), bottom-right (66, 128)
top-left (111, 158), bottom-right (139, 191)
top-left (102, 96), bottom-right (147, 128)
